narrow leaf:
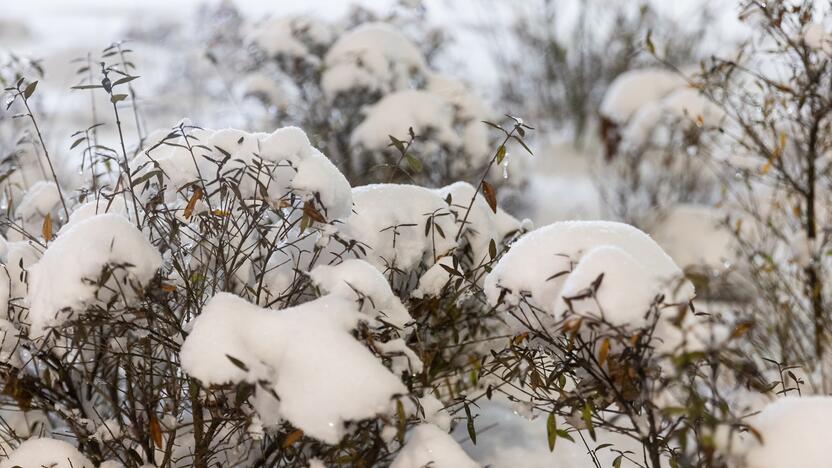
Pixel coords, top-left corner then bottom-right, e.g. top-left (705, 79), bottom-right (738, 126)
top-left (482, 181), bottom-right (497, 213)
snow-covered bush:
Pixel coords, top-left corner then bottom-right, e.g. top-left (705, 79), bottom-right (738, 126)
top-left (597, 69), bottom-right (723, 228)
top-left (0, 56), bottom-right (537, 464)
top-left (688, 0), bottom-right (832, 392)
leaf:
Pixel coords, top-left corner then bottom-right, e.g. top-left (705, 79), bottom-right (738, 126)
top-left (730, 321), bottom-right (753, 340)
top-left (388, 135), bottom-right (405, 153)
top-left (582, 402), bottom-right (596, 441)
top-left (303, 200), bottom-right (327, 224)
top-left (488, 239), bottom-right (497, 260)
top-left (184, 187), bottom-right (202, 220)
top-left (613, 454), bottom-right (624, 468)
top-left (464, 403), bottom-right (476, 445)
top-left (110, 94), bottom-right (128, 103)
top-left (646, 30), bottom-right (656, 54)
top-left (482, 181), bottom-right (497, 213)
top-left (149, 414), bottom-right (162, 449)
top-left (41, 213), bottom-right (52, 243)
top-left (113, 75), bottom-right (140, 86)
top-left (546, 412), bottom-right (557, 452)
top-left (495, 145), bottom-right (506, 165)
top-left (22, 81), bottom-right (38, 99)
top-left (69, 137), bottom-right (86, 150)
top-left (439, 263), bottom-right (463, 277)
top-left (512, 135), bottom-right (534, 156)
top-left (405, 154), bottom-right (422, 173)
top-left (598, 338), bottom-right (610, 367)
top-left (282, 429), bottom-right (304, 448)
top-left (396, 399), bottom-right (406, 444)
top-left (225, 354), bottom-right (249, 372)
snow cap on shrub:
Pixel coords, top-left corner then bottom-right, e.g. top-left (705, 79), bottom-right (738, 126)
top-left (739, 396), bottom-right (832, 468)
top-left (28, 214), bottom-right (162, 337)
top-left (0, 437), bottom-right (93, 468)
top-left (180, 292), bottom-right (406, 444)
top-left (391, 423), bottom-right (480, 468)
top-left (322, 22), bottom-right (426, 98)
top-left (484, 221), bottom-right (694, 325)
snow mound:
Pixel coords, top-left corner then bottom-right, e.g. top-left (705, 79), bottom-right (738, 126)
top-left (351, 90), bottom-right (460, 151)
top-left (11, 181), bottom-right (61, 241)
top-left (741, 396), bottom-right (832, 468)
top-left (180, 292), bottom-right (406, 444)
top-left (600, 68), bottom-right (686, 123)
top-left (340, 184), bottom-right (458, 273)
top-left (322, 22), bottom-right (426, 98)
top-left (28, 214), bottom-right (163, 337)
top-left (484, 221), bottom-right (693, 323)
top-left (391, 424), bottom-right (480, 468)
top-left (0, 438), bottom-right (93, 468)
top-left (135, 125), bottom-right (352, 221)
top-left (310, 259), bottom-right (411, 328)
top-left (434, 182), bottom-right (523, 266)
top-left (247, 15), bottom-right (332, 61)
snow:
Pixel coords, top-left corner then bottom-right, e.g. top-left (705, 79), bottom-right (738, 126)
top-left (310, 259), bottom-right (411, 328)
top-left (340, 184), bottom-right (458, 273)
top-left (649, 204), bottom-right (735, 271)
top-left (412, 256), bottom-right (455, 298)
top-left (322, 22), bottom-right (426, 98)
top-left (599, 68), bottom-right (686, 123)
top-left (180, 292), bottom-right (406, 444)
top-left (0, 437), bottom-right (93, 468)
top-left (434, 181), bottom-right (523, 266)
top-left (351, 89), bottom-right (460, 151)
top-left (427, 73), bottom-right (494, 160)
top-left (484, 221), bottom-right (694, 321)
top-left (391, 424), bottom-right (480, 468)
top-left (11, 181), bottom-right (61, 240)
top-left (135, 125), bottom-right (352, 221)
top-left (27, 213), bottom-right (163, 337)
top-left (247, 15), bottom-right (333, 61)
top-left (557, 245), bottom-right (659, 326)
top-left (259, 126), bottom-right (353, 220)
top-left (739, 396), bottom-right (832, 468)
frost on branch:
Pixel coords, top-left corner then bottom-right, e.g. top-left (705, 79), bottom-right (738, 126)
top-left (27, 213), bottom-right (162, 337)
top-left (180, 292), bottom-right (406, 444)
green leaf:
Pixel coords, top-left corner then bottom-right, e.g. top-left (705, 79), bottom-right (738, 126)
top-left (646, 30), bottom-right (656, 55)
top-left (388, 135), bottom-right (405, 153)
top-left (22, 81), bottom-right (38, 99)
top-left (582, 402), bottom-right (596, 441)
top-left (546, 412), bottom-right (557, 452)
top-left (113, 75), bottom-right (140, 86)
top-left (613, 454), bottom-right (624, 468)
top-left (396, 399), bottom-right (406, 444)
top-left (405, 154), bottom-right (422, 173)
top-left (495, 145), bottom-right (506, 165)
top-left (110, 94), bottom-right (128, 103)
top-left (225, 354), bottom-right (249, 372)
top-left (69, 137), bottom-right (86, 150)
top-left (464, 403), bottom-right (476, 445)
top-left (488, 239), bottom-right (497, 260)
